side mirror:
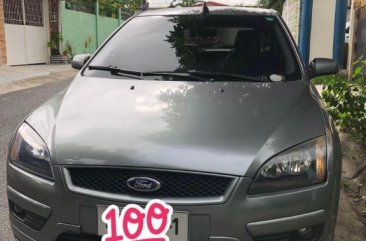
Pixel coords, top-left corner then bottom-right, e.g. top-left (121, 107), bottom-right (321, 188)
top-left (309, 58), bottom-right (339, 78)
top-left (71, 54), bottom-right (91, 70)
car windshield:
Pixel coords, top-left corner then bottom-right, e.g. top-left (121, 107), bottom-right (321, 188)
top-left (85, 14), bottom-right (302, 81)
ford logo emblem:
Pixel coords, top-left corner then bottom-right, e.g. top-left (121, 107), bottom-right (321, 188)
top-left (126, 177), bottom-right (161, 192)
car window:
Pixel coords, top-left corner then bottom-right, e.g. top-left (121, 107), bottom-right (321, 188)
top-left (85, 15), bottom-right (302, 81)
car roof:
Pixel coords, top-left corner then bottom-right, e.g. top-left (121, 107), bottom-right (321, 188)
top-left (138, 7), bottom-right (276, 17)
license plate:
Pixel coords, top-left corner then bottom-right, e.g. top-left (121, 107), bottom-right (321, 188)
top-left (97, 206), bottom-right (189, 241)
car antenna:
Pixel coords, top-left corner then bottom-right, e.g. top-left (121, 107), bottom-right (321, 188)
top-left (197, 1), bottom-right (209, 15)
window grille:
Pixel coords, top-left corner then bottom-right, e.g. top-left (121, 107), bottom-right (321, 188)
top-left (4, 0), bottom-right (44, 26)
top-left (3, 0), bottom-right (24, 25)
top-left (49, 0), bottom-right (59, 23)
top-left (24, 0), bottom-right (44, 27)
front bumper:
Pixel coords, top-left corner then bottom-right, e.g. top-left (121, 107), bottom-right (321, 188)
top-left (7, 164), bottom-right (339, 241)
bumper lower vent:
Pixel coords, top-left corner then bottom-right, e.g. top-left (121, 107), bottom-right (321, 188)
top-left (9, 200), bottom-right (48, 231)
top-left (56, 233), bottom-right (101, 241)
top-left (67, 167), bottom-right (235, 198)
top-left (252, 224), bottom-right (324, 241)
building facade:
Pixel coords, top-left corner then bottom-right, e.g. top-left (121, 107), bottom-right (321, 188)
top-left (0, 0), bottom-right (50, 65)
top-left (282, 0), bottom-right (348, 67)
top-left (0, 0), bottom-right (123, 66)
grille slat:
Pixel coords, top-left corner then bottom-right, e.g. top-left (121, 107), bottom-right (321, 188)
top-left (68, 168), bottom-right (234, 198)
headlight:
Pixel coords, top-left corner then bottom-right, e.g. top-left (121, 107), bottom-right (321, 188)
top-left (9, 123), bottom-right (54, 181)
top-left (249, 136), bottom-right (326, 194)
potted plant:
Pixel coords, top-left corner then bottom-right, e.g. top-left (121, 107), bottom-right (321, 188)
top-left (48, 32), bottom-right (64, 55)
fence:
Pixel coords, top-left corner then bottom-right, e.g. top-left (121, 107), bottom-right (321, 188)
top-left (60, 0), bottom-right (123, 55)
top-left (354, 5), bottom-right (366, 60)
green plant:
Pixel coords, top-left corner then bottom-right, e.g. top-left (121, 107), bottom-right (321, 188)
top-left (120, 0), bottom-right (141, 14)
top-left (169, 0), bottom-right (196, 7)
top-left (258, 0), bottom-right (286, 12)
top-left (63, 41), bottom-right (73, 56)
top-left (47, 32), bottom-right (64, 50)
top-left (311, 75), bottom-right (330, 85)
top-left (321, 61), bottom-right (366, 143)
top-left (99, 0), bottom-right (120, 18)
top-left (84, 36), bottom-right (93, 53)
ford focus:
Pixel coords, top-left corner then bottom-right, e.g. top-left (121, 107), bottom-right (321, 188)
top-left (7, 6), bottom-right (341, 241)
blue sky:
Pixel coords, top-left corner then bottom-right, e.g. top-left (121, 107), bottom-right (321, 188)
top-left (148, 0), bottom-right (258, 8)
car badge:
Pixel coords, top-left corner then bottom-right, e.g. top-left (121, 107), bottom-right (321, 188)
top-left (127, 177), bottom-right (161, 192)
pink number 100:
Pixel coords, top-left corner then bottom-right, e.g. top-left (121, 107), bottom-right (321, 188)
top-left (101, 200), bottom-right (173, 241)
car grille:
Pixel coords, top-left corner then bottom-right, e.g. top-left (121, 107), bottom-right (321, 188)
top-left (67, 168), bottom-right (235, 198)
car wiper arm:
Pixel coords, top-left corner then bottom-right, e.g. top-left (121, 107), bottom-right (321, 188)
top-left (88, 65), bottom-right (143, 79)
top-left (88, 66), bottom-right (209, 81)
top-left (89, 66), bottom-right (229, 82)
top-left (188, 70), bottom-right (267, 82)
top-left (89, 65), bottom-right (267, 82)
top-left (143, 71), bottom-right (209, 82)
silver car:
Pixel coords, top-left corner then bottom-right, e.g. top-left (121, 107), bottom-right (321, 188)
top-left (7, 6), bottom-right (341, 241)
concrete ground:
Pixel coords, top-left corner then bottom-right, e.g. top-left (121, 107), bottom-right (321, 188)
top-left (0, 64), bottom-right (74, 84)
top-left (0, 64), bottom-right (77, 95)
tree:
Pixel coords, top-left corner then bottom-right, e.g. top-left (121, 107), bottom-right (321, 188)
top-left (103, 0), bottom-right (143, 18)
top-left (169, 0), bottom-right (196, 7)
top-left (120, 0), bottom-right (141, 12)
top-left (99, 0), bottom-right (122, 18)
top-left (258, 0), bottom-right (286, 13)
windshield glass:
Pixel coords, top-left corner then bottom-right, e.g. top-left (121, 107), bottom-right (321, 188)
top-left (85, 15), bottom-right (302, 81)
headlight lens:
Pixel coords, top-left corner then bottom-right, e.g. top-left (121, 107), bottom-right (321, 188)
top-left (249, 136), bottom-right (326, 194)
top-left (9, 123), bottom-right (54, 181)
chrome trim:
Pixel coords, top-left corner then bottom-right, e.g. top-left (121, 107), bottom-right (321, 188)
top-left (126, 176), bottom-right (161, 192)
top-left (247, 210), bottom-right (326, 237)
top-left (62, 167), bottom-right (239, 205)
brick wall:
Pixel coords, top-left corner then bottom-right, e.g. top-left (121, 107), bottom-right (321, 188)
top-left (0, 0), bottom-right (7, 65)
top-left (49, 0), bottom-right (59, 34)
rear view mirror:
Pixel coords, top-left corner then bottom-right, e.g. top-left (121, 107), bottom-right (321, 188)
top-left (71, 54), bottom-right (91, 70)
top-left (309, 58), bottom-right (339, 78)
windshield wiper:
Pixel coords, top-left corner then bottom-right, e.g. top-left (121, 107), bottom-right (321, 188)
top-left (187, 70), bottom-right (267, 82)
top-left (88, 65), bottom-right (143, 79)
top-left (88, 66), bottom-right (209, 81)
top-left (88, 65), bottom-right (262, 82)
top-left (143, 71), bottom-right (209, 82)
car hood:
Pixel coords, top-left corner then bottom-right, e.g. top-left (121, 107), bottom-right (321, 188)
top-left (27, 76), bottom-right (326, 177)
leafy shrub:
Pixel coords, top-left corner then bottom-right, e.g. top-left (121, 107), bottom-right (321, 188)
top-left (321, 62), bottom-right (366, 143)
top-left (312, 75), bottom-right (330, 85)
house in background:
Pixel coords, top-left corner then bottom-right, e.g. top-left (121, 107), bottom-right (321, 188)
top-left (282, 0), bottom-right (348, 68)
top-left (57, 0), bottom-right (125, 57)
top-left (0, 0), bottom-right (124, 66)
top-left (0, 0), bottom-right (50, 66)
top-left (282, 0), bottom-right (366, 76)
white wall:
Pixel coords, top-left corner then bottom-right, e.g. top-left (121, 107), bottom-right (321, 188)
top-left (309, 0), bottom-right (337, 61)
top-left (282, 0), bottom-right (301, 44)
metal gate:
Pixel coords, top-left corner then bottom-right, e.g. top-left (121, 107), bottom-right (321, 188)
top-left (3, 0), bottom-right (47, 65)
